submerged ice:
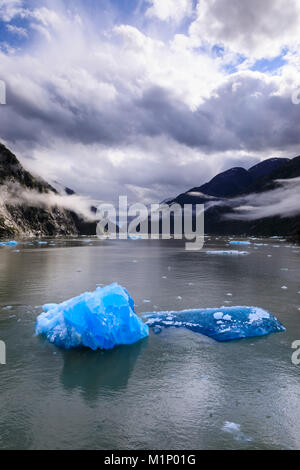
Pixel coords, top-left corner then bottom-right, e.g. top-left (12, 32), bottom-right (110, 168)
top-left (144, 306), bottom-right (285, 342)
top-left (36, 283), bottom-right (149, 350)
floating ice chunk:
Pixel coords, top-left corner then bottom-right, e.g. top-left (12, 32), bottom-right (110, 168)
top-left (153, 326), bottom-right (162, 335)
top-left (205, 250), bottom-right (249, 256)
top-left (223, 422), bottom-right (240, 433)
top-left (143, 306), bottom-right (285, 342)
top-left (229, 241), bottom-right (251, 246)
top-left (36, 283), bottom-right (149, 350)
top-left (0, 241), bottom-right (18, 247)
top-left (222, 422), bottom-right (252, 442)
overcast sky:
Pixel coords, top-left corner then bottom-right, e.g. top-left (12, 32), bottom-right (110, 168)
top-left (0, 0), bottom-right (300, 204)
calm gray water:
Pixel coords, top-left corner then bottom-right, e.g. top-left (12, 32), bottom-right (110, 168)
top-left (0, 237), bottom-right (299, 450)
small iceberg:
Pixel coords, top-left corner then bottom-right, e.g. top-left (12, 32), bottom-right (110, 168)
top-left (36, 283), bottom-right (149, 350)
top-left (129, 235), bottom-right (142, 240)
top-left (0, 241), bottom-right (18, 247)
top-left (144, 306), bottom-right (285, 342)
top-left (222, 422), bottom-right (252, 442)
top-left (205, 250), bottom-right (249, 256)
top-left (229, 241), bottom-right (251, 246)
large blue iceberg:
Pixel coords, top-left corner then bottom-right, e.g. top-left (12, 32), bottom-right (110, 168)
top-left (36, 283), bottom-right (149, 350)
top-left (143, 306), bottom-right (285, 342)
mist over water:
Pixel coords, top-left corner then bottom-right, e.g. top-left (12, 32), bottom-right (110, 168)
top-left (0, 237), bottom-right (299, 450)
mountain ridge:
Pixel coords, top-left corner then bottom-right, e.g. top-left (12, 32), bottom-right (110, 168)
top-left (172, 157), bottom-right (292, 205)
top-left (0, 143), bottom-right (80, 238)
top-left (169, 155), bottom-right (300, 240)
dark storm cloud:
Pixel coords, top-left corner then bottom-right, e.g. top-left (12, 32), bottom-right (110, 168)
top-left (3, 72), bottom-right (300, 156)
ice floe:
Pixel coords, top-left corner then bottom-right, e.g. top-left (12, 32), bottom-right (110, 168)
top-left (144, 306), bottom-right (285, 342)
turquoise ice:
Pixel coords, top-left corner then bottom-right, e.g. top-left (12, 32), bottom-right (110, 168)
top-left (229, 241), bottom-right (251, 246)
top-left (205, 250), bottom-right (249, 256)
top-left (143, 306), bottom-right (285, 342)
top-left (0, 241), bottom-right (18, 247)
top-left (36, 283), bottom-right (149, 350)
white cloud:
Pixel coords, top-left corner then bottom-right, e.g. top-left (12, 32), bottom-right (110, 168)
top-left (189, 0), bottom-right (300, 59)
top-left (6, 24), bottom-right (28, 37)
top-left (113, 24), bottom-right (223, 109)
top-left (228, 177), bottom-right (300, 220)
top-left (0, 0), bottom-right (23, 21)
top-left (146, 0), bottom-right (193, 23)
top-left (0, 181), bottom-right (99, 221)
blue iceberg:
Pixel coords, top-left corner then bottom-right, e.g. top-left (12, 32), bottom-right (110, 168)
top-left (143, 306), bottom-right (285, 342)
top-left (0, 241), bottom-right (18, 247)
top-left (229, 241), bottom-right (251, 246)
top-left (36, 283), bottom-right (149, 350)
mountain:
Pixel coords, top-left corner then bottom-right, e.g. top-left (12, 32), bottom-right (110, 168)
top-left (248, 158), bottom-right (290, 179)
top-left (0, 143), bottom-right (80, 238)
top-left (189, 167), bottom-right (253, 198)
top-left (169, 156), bottom-right (300, 240)
top-left (172, 157), bottom-right (291, 205)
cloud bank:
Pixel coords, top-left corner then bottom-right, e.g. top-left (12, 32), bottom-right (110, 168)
top-left (226, 177), bottom-right (300, 220)
top-left (0, 181), bottom-right (99, 221)
top-left (0, 0), bottom-right (299, 205)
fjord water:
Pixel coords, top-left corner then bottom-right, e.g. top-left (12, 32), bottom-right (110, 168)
top-left (0, 238), bottom-right (299, 450)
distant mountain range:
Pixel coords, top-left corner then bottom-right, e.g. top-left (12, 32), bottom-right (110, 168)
top-left (169, 156), bottom-right (300, 240)
top-left (0, 143), bottom-right (299, 240)
top-left (172, 158), bottom-right (291, 202)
